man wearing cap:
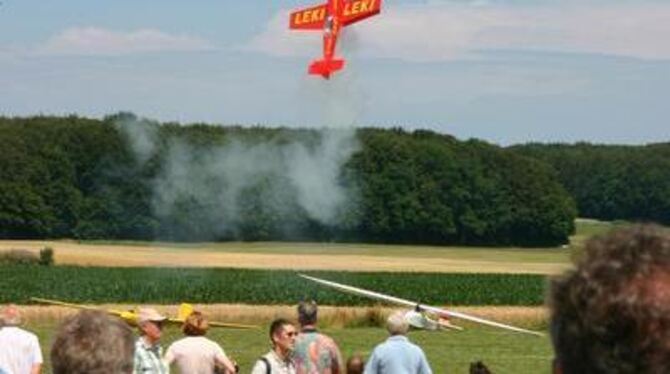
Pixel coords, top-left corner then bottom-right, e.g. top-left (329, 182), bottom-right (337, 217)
top-left (0, 304), bottom-right (43, 374)
top-left (133, 308), bottom-right (169, 374)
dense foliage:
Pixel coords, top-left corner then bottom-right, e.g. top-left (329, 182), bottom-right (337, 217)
top-left (0, 265), bottom-right (545, 306)
top-left (512, 143), bottom-right (670, 225)
top-left (0, 114), bottom-right (575, 246)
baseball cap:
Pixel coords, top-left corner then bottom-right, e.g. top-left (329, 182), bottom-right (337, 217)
top-left (137, 308), bottom-right (167, 324)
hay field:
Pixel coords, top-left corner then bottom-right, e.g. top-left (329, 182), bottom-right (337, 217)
top-left (1, 220), bottom-right (619, 274)
top-left (0, 240), bottom-right (571, 274)
top-left (20, 304), bottom-right (547, 330)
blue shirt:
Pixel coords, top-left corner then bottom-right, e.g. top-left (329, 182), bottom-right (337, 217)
top-left (364, 335), bottom-right (432, 374)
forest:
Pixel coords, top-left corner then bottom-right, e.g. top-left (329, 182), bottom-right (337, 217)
top-left (9, 114), bottom-right (665, 247)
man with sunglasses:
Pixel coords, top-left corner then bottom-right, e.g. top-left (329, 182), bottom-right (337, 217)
top-left (133, 308), bottom-right (168, 374)
top-left (251, 318), bottom-right (297, 374)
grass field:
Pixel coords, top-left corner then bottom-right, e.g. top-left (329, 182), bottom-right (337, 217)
top-left (2, 220), bottom-right (619, 373)
top-left (26, 305), bottom-right (552, 374)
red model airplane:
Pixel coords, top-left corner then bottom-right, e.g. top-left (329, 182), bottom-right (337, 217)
top-left (289, 0), bottom-right (382, 79)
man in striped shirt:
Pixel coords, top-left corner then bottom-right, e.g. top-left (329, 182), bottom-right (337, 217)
top-left (133, 308), bottom-right (168, 374)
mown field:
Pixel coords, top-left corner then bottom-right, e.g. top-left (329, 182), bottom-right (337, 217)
top-left (29, 318), bottom-right (553, 374)
top-left (22, 304), bottom-right (550, 373)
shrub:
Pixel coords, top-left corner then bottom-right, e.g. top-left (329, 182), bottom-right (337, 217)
top-left (39, 247), bottom-right (54, 266)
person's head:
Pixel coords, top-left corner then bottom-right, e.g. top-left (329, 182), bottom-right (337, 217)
top-left (469, 360), bottom-right (492, 374)
top-left (346, 354), bottom-right (365, 374)
top-left (386, 310), bottom-right (410, 336)
top-left (297, 300), bottom-right (318, 327)
top-left (0, 304), bottom-right (22, 326)
top-left (269, 318), bottom-right (297, 354)
top-left (51, 310), bottom-right (134, 374)
top-left (549, 224), bottom-right (670, 374)
top-left (137, 307), bottom-right (167, 344)
top-left (182, 311), bottom-right (208, 336)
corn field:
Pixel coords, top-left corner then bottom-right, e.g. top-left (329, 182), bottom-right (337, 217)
top-left (0, 265), bottom-right (545, 305)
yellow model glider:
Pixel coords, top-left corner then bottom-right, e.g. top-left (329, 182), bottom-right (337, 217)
top-left (30, 297), bottom-right (257, 329)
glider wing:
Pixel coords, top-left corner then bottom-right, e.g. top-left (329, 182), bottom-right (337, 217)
top-left (298, 274), bottom-right (544, 337)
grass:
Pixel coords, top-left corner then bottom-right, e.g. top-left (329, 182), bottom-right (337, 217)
top-left (29, 317), bottom-right (553, 374)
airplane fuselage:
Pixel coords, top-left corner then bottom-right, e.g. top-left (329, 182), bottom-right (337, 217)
top-left (290, 0), bottom-right (382, 79)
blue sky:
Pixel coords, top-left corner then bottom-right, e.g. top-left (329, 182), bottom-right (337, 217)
top-left (0, 0), bottom-right (668, 145)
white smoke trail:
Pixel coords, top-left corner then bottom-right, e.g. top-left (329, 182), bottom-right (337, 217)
top-left (117, 115), bottom-right (360, 239)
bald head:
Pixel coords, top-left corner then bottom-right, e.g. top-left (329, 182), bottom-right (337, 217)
top-left (386, 310), bottom-right (409, 336)
top-left (1, 304), bottom-right (22, 326)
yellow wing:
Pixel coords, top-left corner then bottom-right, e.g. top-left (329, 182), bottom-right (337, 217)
top-left (31, 298), bottom-right (257, 329)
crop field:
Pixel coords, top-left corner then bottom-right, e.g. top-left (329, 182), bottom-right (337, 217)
top-left (0, 266), bottom-right (546, 306)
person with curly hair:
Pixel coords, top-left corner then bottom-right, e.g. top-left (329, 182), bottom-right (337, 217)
top-left (549, 224), bottom-right (670, 374)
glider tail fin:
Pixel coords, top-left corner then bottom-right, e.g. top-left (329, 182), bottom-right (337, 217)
top-left (309, 58), bottom-right (345, 79)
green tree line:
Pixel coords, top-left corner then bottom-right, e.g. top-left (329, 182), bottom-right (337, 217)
top-left (0, 114), bottom-right (576, 246)
top-left (512, 143), bottom-right (670, 225)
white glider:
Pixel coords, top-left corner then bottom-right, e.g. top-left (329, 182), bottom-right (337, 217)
top-left (298, 274), bottom-right (544, 337)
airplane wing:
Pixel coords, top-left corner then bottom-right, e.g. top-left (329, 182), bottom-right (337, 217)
top-left (31, 297), bottom-right (257, 329)
top-left (290, 3), bottom-right (328, 30)
top-left (341, 0), bottom-right (382, 26)
top-left (31, 297), bottom-right (139, 324)
top-left (298, 274), bottom-right (544, 337)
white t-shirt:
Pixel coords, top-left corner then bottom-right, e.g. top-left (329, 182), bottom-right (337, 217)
top-left (0, 327), bottom-right (43, 374)
top-left (164, 336), bottom-right (229, 374)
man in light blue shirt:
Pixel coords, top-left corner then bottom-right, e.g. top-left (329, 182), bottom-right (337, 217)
top-left (364, 311), bottom-right (433, 374)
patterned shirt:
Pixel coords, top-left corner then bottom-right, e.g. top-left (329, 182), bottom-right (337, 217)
top-left (134, 337), bottom-right (169, 374)
top-left (293, 329), bottom-right (343, 374)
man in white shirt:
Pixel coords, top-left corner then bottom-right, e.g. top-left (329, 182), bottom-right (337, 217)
top-left (0, 305), bottom-right (43, 374)
top-left (251, 318), bottom-right (297, 374)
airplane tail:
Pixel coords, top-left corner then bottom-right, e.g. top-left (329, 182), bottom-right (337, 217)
top-left (309, 58), bottom-right (345, 79)
top-left (178, 303), bottom-right (194, 320)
